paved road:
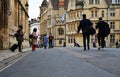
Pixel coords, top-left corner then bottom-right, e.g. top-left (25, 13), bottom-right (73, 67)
top-left (0, 47), bottom-right (119, 77)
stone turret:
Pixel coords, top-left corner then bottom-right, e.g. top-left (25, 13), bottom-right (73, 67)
top-left (41, 0), bottom-right (48, 7)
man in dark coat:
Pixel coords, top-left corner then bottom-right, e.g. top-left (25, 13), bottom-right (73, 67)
top-left (77, 14), bottom-right (92, 51)
top-left (96, 17), bottom-right (109, 50)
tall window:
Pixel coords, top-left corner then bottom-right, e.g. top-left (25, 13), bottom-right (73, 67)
top-left (89, 0), bottom-right (94, 4)
top-left (102, 11), bottom-right (104, 17)
top-left (110, 34), bottom-right (115, 43)
top-left (110, 9), bottom-right (115, 17)
top-left (95, 0), bottom-right (100, 4)
top-left (59, 40), bottom-right (62, 45)
top-left (118, 0), bottom-right (120, 4)
top-left (119, 0), bottom-right (120, 3)
top-left (68, 36), bottom-right (70, 43)
top-left (110, 22), bottom-right (115, 29)
top-left (91, 11), bottom-right (94, 17)
top-left (58, 28), bottom-right (64, 35)
top-left (91, 11), bottom-right (98, 17)
top-left (95, 11), bottom-right (98, 17)
top-left (112, 0), bottom-right (120, 4)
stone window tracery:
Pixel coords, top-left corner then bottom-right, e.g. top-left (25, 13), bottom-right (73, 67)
top-left (58, 27), bottom-right (64, 35)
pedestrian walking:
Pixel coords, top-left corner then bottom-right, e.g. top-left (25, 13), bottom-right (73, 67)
top-left (115, 39), bottom-right (119, 48)
top-left (43, 34), bottom-right (48, 49)
top-left (92, 39), bottom-right (96, 48)
top-left (103, 40), bottom-right (106, 48)
top-left (74, 39), bottom-right (77, 47)
top-left (77, 14), bottom-right (93, 51)
top-left (15, 25), bottom-right (24, 52)
top-left (48, 33), bottom-right (54, 48)
top-left (36, 35), bottom-right (40, 48)
top-left (96, 17), bottom-right (110, 50)
top-left (32, 28), bottom-right (38, 51)
top-left (63, 41), bottom-right (66, 47)
top-left (118, 40), bottom-right (120, 48)
top-left (29, 34), bottom-right (33, 47)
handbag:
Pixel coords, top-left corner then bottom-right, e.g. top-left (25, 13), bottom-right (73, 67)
top-left (87, 26), bottom-right (96, 35)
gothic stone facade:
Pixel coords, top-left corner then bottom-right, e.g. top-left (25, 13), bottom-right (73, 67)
top-left (0, 0), bottom-right (29, 49)
top-left (66, 0), bottom-right (120, 47)
top-left (40, 0), bottom-right (68, 47)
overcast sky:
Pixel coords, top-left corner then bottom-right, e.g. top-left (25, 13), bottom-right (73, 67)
top-left (28, 0), bottom-right (43, 20)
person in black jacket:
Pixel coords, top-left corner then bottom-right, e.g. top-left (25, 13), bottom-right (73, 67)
top-left (77, 14), bottom-right (92, 51)
top-left (96, 17), bottom-right (109, 50)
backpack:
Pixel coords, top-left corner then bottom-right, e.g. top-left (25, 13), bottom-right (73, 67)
top-left (15, 30), bottom-right (24, 42)
top-left (102, 22), bottom-right (110, 37)
top-left (29, 34), bottom-right (33, 38)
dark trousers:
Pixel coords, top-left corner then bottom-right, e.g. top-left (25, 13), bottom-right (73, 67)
top-left (93, 43), bottom-right (96, 48)
top-left (49, 40), bottom-right (53, 48)
top-left (98, 34), bottom-right (105, 48)
top-left (83, 34), bottom-right (90, 50)
top-left (18, 42), bottom-right (22, 51)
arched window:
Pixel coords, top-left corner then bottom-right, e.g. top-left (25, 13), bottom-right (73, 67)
top-left (112, 0), bottom-right (120, 4)
top-left (58, 28), bottom-right (64, 35)
top-left (95, 0), bottom-right (100, 4)
top-left (102, 11), bottom-right (104, 17)
top-left (89, 0), bottom-right (94, 4)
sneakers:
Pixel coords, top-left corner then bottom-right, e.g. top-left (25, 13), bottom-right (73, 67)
top-left (101, 48), bottom-right (104, 51)
top-left (98, 46), bottom-right (104, 51)
top-left (18, 51), bottom-right (23, 53)
top-left (84, 48), bottom-right (90, 51)
top-left (98, 46), bottom-right (101, 50)
top-left (84, 48), bottom-right (86, 51)
top-left (88, 47), bottom-right (90, 50)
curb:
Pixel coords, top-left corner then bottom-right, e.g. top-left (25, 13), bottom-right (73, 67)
top-left (0, 48), bottom-right (31, 71)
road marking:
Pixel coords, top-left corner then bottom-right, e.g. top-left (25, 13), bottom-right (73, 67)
top-left (0, 52), bottom-right (31, 72)
top-left (0, 56), bottom-right (23, 72)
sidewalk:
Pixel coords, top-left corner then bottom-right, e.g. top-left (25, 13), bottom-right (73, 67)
top-left (0, 48), bottom-right (31, 70)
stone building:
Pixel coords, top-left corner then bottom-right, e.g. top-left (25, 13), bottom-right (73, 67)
top-left (0, 0), bottom-right (29, 49)
top-left (40, 0), bottom-right (68, 47)
top-left (66, 0), bottom-right (120, 47)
